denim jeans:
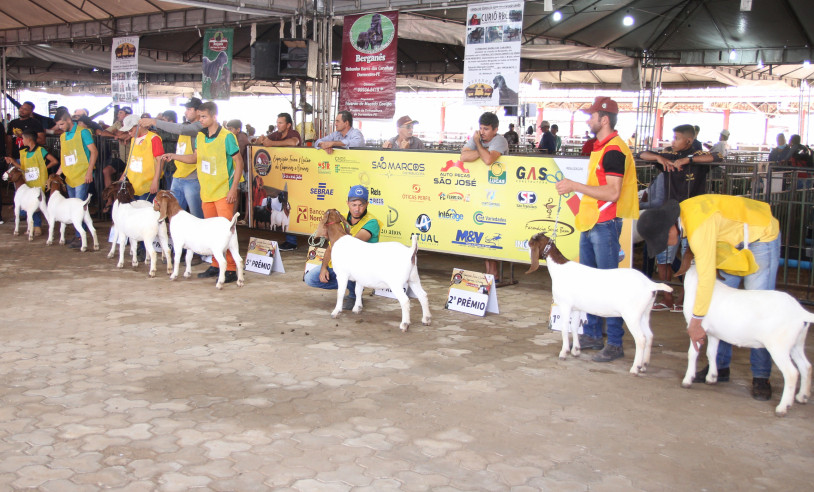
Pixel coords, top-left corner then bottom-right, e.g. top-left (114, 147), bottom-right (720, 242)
top-left (715, 235), bottom-right (781, 379)
top-left (67, 182), bottom-right (90, 237)
top-left (285, 234), bottom-right (298, 245)
top-left (18, 210), bottom-right (43, 227)
top-left (579, 218), bottom-right (624, 347)
top-left (579, 217), bottom-right (624, 346)
top-left (303, 266), bottom-right (356, 298)
top-left (170, 177), bottom-right (203, 219)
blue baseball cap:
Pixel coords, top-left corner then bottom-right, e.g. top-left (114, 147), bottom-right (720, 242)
top-left (348, 185), bottom-right (369, 202)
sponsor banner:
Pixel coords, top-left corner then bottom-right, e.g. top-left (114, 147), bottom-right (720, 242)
top-left (202, 28), bottom-right (233, 100)
top-left (445, 268), bottom-right (498, 316)
top-left (463, 1), bottom-right (523, 106)
top-left (111, 36), bottom-right (139, 103)
top-left (339, 11), bottom-right (398, 119)
top-left (250, 146), bottom-right (634, 267)
top-left (245, 237), bottom-right (285, 275)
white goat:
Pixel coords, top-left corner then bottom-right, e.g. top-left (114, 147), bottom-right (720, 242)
top-left (526, 232), bottom-right (672, 375)
top-left (111, 201), bottom-right (171, 277)
top-left (680, 263), bottom-right (812, 416)
top-left (2, 167), bottom-right (49, 241)
top-left (153, 191), bottom-right (244, 289)
top-left (270, 208), bottom-right (289, 232)
top-left (44, 175), bottom-right (99, 252)
top-left (314, 209), bottom-right (431, 331)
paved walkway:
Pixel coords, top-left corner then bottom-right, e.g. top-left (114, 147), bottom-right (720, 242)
top-left (0, 221), bottom-right (812, 491)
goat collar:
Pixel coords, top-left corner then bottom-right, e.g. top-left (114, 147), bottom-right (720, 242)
top-left (541, 240), bottom-right (554, 259)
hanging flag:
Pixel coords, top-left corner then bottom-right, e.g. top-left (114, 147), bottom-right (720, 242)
top-left (463, 1), bottom-right (524, 106)
top-left (111, 36), bottom-right (139, 103)
top-left (203, 28), bottom-right (234, 100)
top-left (339, 11), bottom-right (399, 119)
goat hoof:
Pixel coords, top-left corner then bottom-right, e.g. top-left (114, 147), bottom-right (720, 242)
top-left (630, 367), bottom-right (641, 375)
top-left (28, 236), bottom-right (34, 242)
top-left (183, 272), bottom-right (191, 278)
top-left (170, 275), bottom-right (177, 281)
top-left (775, 406), bottom-right (789, 417)
top-left (237, 280), bottom-right (244, 287)
top-left (80, 247), bottom-right (87, 252)
top-left (47, 241), bottom-right (54, 246)
top-left (352, 306), bottom-right (362, 314)
top-left (571, 348), bottom-right (581, 357)
top-left (681, 380), bottom-right (693, 389)
top-left (422, 317), bottom-right (431, 326)
top-left (117, 263), bottom-right (124, 269)
top-left (559, 355), bottom-right (568, 361)
top-left (131, 262), bottom-right (138, 268)
top-left (59, 240), bottom-right (65, 245)
top-left (796, 394), bottom-right (808, 404)
top-left (215, 282), bottom-right (223, 290)
top-left (400, 323), bottom-right (409, 332)
top-left (13, 231), bottom-right (19, 236)
top-left (331, 311), bottom-right (341, 319)
top-left (106, 252), bottom-right (114, 259)
top-left (148, 272), bottom-right (156, 278)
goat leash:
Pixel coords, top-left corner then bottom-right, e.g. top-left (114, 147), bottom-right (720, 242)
top-left (543, 194), bottom-right (563, 258)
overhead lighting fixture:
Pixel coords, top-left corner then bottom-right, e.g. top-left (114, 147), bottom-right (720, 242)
top-left (804, 60), bottom-right (811, 67)
top-left (729, 49), bottom-right (737, 60)
top-left (552, 11), bottom-right (562, 22)
top-left (623, 15), bottom-right (634, 27)
top-left (757, 60), bottom-right (763, 69)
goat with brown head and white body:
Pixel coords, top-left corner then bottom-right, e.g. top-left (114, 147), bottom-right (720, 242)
top-left (153, 190), bottom-right (244, 289)
top-left (2, 166), bottom-right (49, 241)
top-left (44, 174), bottom-right (99, 252)
top-left (313, 209), bottom-right (431, 331)
top-left (527, 232), bottom-right (671, 374)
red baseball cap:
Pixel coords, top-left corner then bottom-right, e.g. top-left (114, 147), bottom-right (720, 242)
top-left (582, 96), bottom-right (619, 114)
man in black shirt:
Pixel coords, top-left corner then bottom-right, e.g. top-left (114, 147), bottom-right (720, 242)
top-left (503, 123), bottom-right (519, 145)
top-left (637, 124), bottom-right (721, 310)
top-left (5, 101), bottom-right (45, 161)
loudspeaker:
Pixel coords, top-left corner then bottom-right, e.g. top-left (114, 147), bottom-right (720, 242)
top-left (278, 38), bottom-right (318, 79)
top-left (251, 41), bottom-right (281, 81)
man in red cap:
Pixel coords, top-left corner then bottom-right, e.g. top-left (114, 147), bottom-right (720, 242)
top-left (554, 96), bottom-right (640, 363)
top-left (382, 115), bottom-right (424, 150)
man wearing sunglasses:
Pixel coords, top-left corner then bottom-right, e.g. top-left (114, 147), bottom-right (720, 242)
top-left (382, 115), bottom-right (424, 150)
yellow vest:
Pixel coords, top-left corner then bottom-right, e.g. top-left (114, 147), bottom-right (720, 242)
top-left (196, 127), bottom-right (235, 202)
top-left (59, 125), bottom-right (91, 188)
top-left (173, 134), bottom-right (197, 178)
top-left (20, 147), bottom-right (48, 190)
top-left (127, 131), bottom-right (163, 196)
top-left (574, 133), bottom-right (639, 232)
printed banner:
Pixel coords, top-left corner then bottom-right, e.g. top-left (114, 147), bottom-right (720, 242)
top-left (339, 11), bottom-right (398, 119)
top-left (250, 147), bottom-right (635, 266)
top-left (202, 28), bottom-right (233, 100)
top-left (111, 36), bottom-right (139, 103)
top-left (463, 1), bottom-right (523, 106)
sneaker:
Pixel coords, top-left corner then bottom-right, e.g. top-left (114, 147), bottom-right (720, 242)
top-left (197, 266), bottom-right (219, 278)
top-left (578, 334), bottom-right (604, 350)
top-left (68, 237), bottom-right (83, 249)
top-left (278, 241), bottom-right (298, 251)
top-left (136, 248), bottom-right (146, 263)
top-left (33, 226), bottom-right (42, 237)
top-left (693, 365), bottom-right (729, 383)
top-left (751, 378), bottom-right (772, 401)
top-left (592, 344), bottom-right (624, 363)
top-left (223, 271), bottom-right (238, 284)
top-left (342, 296), bottom-right (356, 311)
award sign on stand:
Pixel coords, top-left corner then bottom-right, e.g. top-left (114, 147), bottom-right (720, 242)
top-left (304, 246), bottom-right (327, 279)
top-left (445, 268), bottom-right (499, 316)
top-left (244, 237), bottom-right (285, 275)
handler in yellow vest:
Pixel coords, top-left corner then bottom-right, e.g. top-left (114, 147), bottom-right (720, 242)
top-left (54, 107), bottom-right (99, 248)
top-left (637, 195), bottom-right (780, 401)
top-left (120, 114), bottom-right (164, 199)
top-left (554, 96), bottom-right (639, 363)
top-left (4, 130), bottom-right (59, 234)
top-left (160, 101), bottom-right (243, 284)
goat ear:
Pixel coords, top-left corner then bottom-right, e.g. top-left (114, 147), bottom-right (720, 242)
top-left (157, 196), bottom-right (168, 222)
top-left (675, 249), bottom-right (694, 277)
top-left (526, 239), bottom-right (542, 274)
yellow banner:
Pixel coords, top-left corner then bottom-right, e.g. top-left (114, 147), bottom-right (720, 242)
top-left (249, 146), bottom-right (632, 265)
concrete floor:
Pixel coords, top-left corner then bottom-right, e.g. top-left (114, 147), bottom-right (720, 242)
top-left (0, 219), bottom-right (812, 491)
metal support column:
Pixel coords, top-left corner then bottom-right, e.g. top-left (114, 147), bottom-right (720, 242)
top-left (634, 56), bottom-right (663, 151)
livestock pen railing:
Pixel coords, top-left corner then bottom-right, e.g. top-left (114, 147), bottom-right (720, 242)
top-left (636, 160), bottom-right (814, 303)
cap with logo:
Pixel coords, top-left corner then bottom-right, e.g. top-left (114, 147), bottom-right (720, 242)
top-left (348, 185), bottom-right (369, 202)
top-left (397, 115), bottom-right (418, 127)
top-left (582, 96), bottom-right (619, 115)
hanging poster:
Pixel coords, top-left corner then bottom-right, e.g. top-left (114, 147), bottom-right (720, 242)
top-left (111, 36), bottom-right (139, 103)
top-left (202, 28), bottom-right (234, 100)
top-left (339, 11), bottom-right (399, 119)
top-left (463, 1), bottom-right (523, 106)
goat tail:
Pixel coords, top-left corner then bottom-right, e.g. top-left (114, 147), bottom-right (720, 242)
top-left (229, 212), bottom-right (240, 233)
top-left (652, 282), bottom-right (673, 293)
top-left (82, 194), bottom-right (93, 210)
top-left (410, 233), bottom-right (419, 266)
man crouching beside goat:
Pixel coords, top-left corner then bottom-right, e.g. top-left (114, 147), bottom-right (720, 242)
top-left (637, 195), bottom-right (782, 403)
top-left (307, 185), bottom-right (431, 331)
